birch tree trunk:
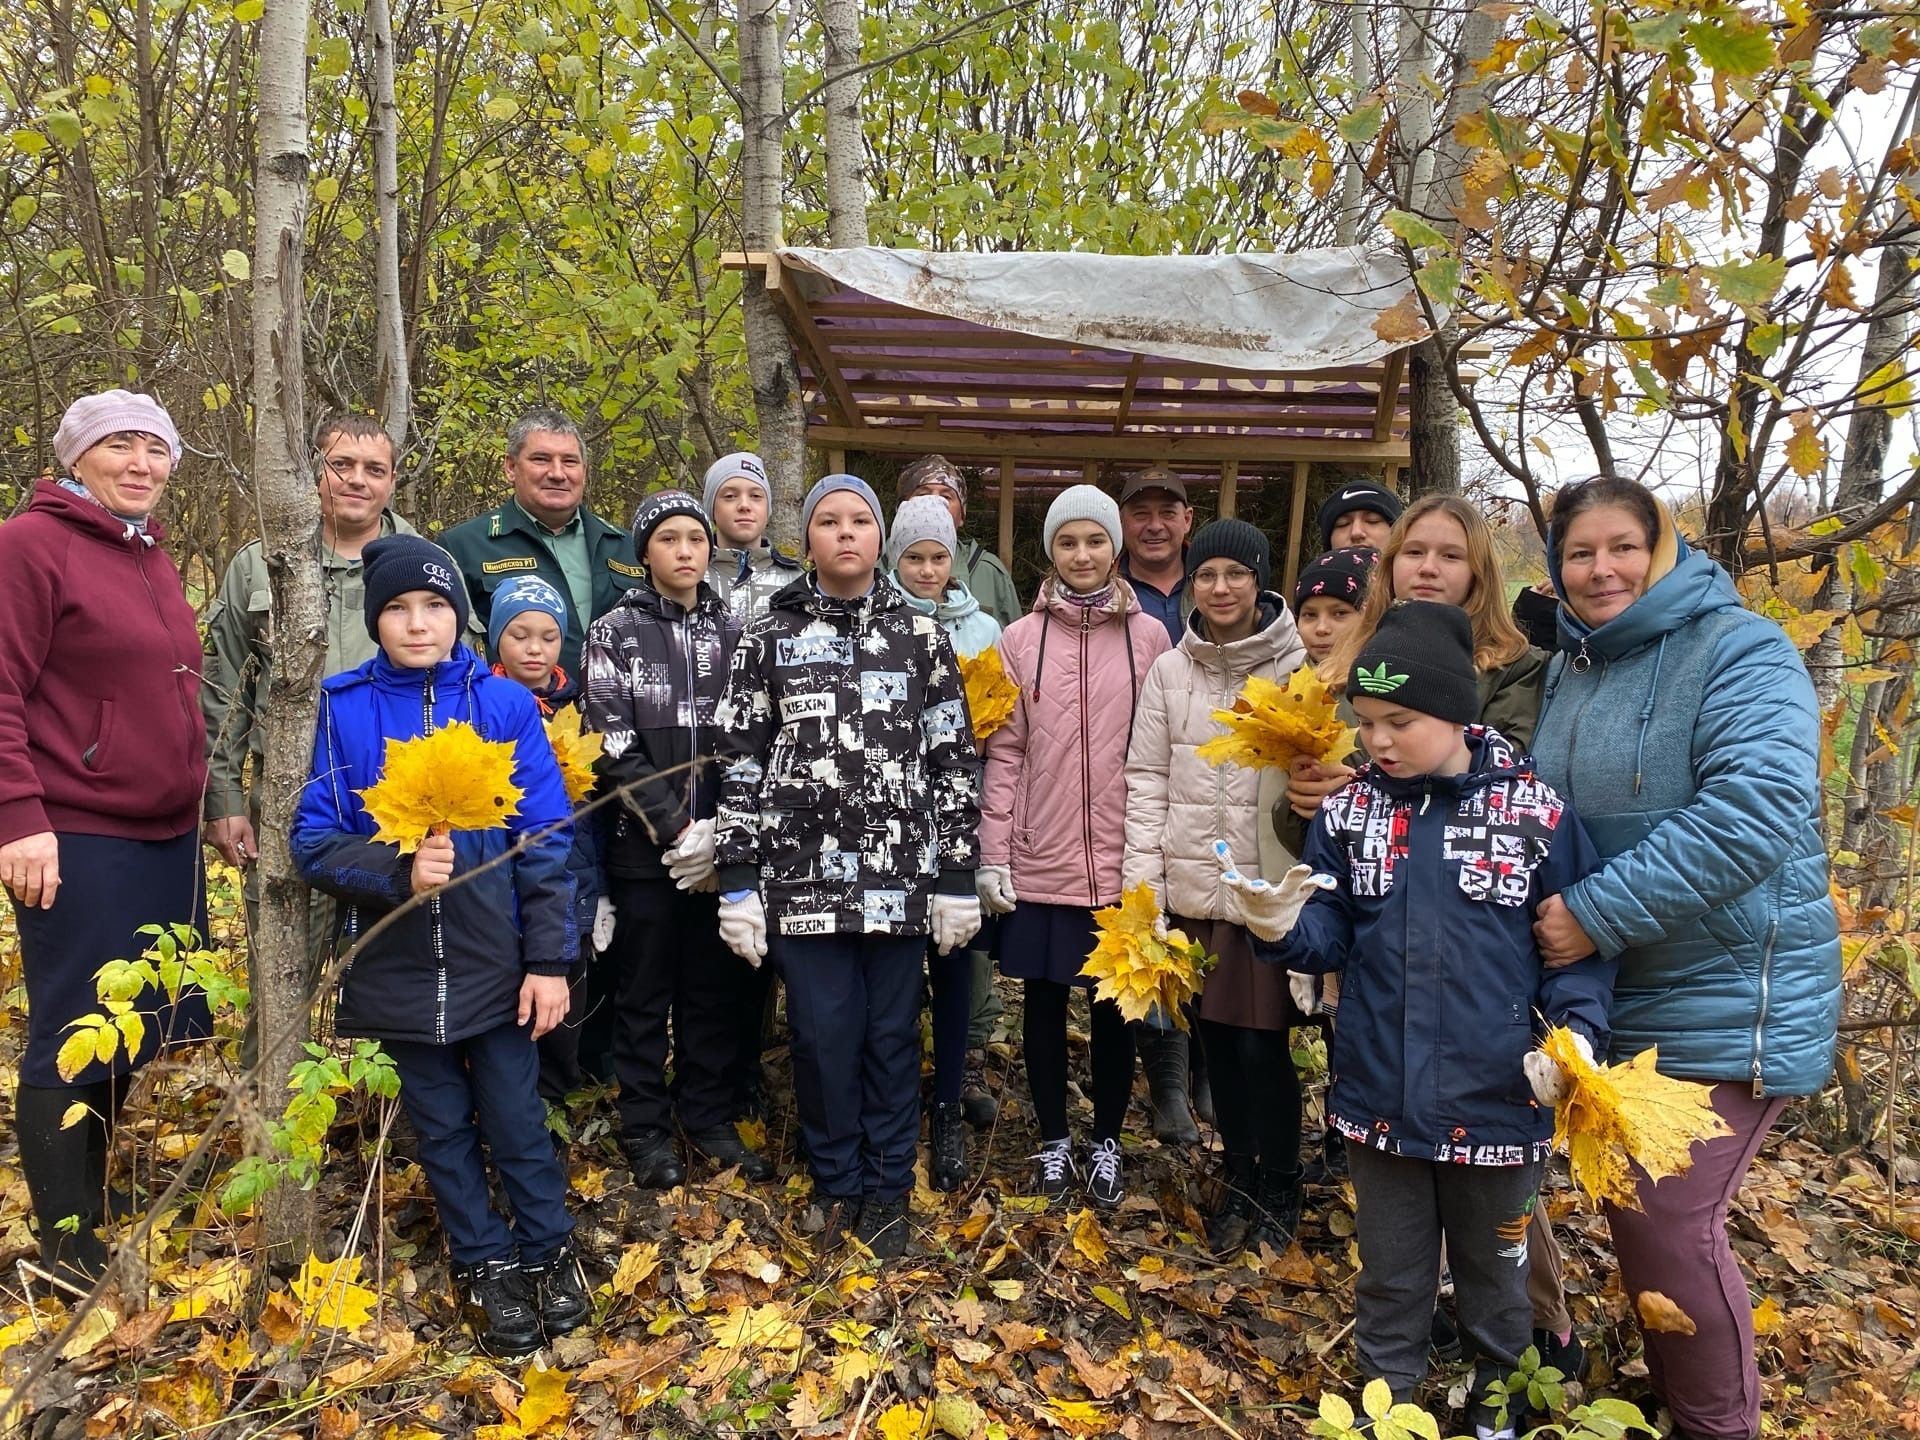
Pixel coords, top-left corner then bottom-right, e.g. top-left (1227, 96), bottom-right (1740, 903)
top-left (821, 0), bottom-right (869, 248)
top-left (738, 0), bottom-right (808, 550)
top-left (369, 0), bottom-right (410, 453)
top-left (251, 0), bottom-right (325, 1260)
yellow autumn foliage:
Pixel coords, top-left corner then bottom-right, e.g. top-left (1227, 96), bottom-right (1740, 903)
top-left (1195, 668), bottom-right (1356, 773)
top-left (959, 646), bottom-right (1020, 743)
top-left (1079, 883), bottom-right (1211, 1027)
top-left (357, 720), bottom-right (523, 853)
top-left (1540, 1025), bottom-right (1733, 1208)
top-left (288, 1252), bottom-right (379, 1331)
top-left (543, 703), bottom-right (604, 805)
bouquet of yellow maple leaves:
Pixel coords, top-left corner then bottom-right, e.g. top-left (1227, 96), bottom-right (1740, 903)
top-left (543, 702), bottom-right (605, 806)
top-left (958, 646), bottom-right (1020, 743)
top-left (1079, 883), bottom-right (1213, 1027)
top-left (1538, 1025), bottom-right (1733, 1208)
top-left (357, 720), bottom-right (523, 852)
top-left (1195, 667), bottom-right (1355, 773)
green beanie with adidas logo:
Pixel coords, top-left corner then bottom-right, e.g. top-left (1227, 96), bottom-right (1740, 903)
top-left (1349, 599), bottom-right (1480, 723)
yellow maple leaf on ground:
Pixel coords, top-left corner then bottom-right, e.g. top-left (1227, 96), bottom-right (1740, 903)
top-left (1195, 669), bottom-right (1355, 773)
top-left (708, 1301), bottom-right (802, 1352)
top-left (542, 703), bottom-right (603, 806)
top-left (959, 646), bottom-right (1020, 743)
top-left (875, 1403), bottom-right (926, 1440)
top-left (357, 720), bottom-right (524, 853)
top-left (288, 1252), bottom-right (379, 1332)
top-left (517, 1362), bottom-right (574, 1432)
top-left (1079, 883), bottom-right (1211, 1026)
top-left (1541, 1026), bottom-right (1733, 1208)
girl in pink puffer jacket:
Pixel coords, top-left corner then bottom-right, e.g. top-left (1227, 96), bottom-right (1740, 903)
top-left (978, 486), bottom-right (1170, 1209)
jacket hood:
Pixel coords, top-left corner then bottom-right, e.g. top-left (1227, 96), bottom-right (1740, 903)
top-left (1178, 594), bottom-right (1304, 672)
top-left (889, 574), bottom-right (983, 626)
top-left (769, 571), bottom-right (904, 619)
top-left (1360, 724), bottom-right (1529, 804)
top-left (608, 573), bottom-right (726, 625)
top-left (1547, 498), bottom-right (1733, 661)
top-left (29, 477), bottom-right (168, 545)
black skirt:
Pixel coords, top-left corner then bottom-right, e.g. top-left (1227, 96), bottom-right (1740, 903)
top-left (996, 901), bottom-right (1099, 987)
top-left (12, 830), bottom-right (212, 1088)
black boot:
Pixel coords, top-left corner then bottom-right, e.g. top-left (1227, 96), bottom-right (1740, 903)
top-left (853, 1194), bottom-right (911, 1260)
top-left (930, 1102), bottom-right (968, 1192)
top-left (622, 1126), bottom-right (686, 1189)
top-left (1189, 1028), bottom-right (1216, 1129)
top-left (523, 1238), bottom-right (593, 1338)
top-left (685, 1122), bottom-right (774, 1183)
top-left (453, 1255), bottom-right (542, 1358)
top-left (806, 1195), bottom-right (861, 1254)
top-left (1244, 1161), bottom-right (1303, 1252)
top-left (1133, 1026), bottom-right (1198, 1146)
top-left (16, 1083), bottom-right (109, 1288)
top-left (1206, 1153), bottom-right (1258, 1255)
top-left (959, 1048), bottom-right (998, 1129)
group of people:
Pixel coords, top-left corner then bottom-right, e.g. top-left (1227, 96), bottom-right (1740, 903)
top-left (0, 389), bottom-right (1842, 1440)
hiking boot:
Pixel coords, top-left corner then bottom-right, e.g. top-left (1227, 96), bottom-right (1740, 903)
top-left (1323, 1126), bottom-right (1350, 1182)
top-left (523, 1239), bottom-right (592, 1338)
top-left (686, 1122), bottom-right (774, 1183)
top-left (1134, 1026), bottom-right (1198, 1146)
top-left (930, 1102), bottom-right (968, 1192)
top-left (1245, 1162), bottom-right (1303, 1252)
top-left (1206, 1153), bottom-right (1259, 1255)
top-left (1533, 1327), bottom-right (1585, 1383)
top-left (853, 1194), bottom-right (912, 1260)
top-left (1466, 1392), bottom-right (1517, 1440)
top-left (806, 1195), bottom-right (861, 1254)
top-left (1032, 1138), bottom-right (1076, 1202)
top-left (1085, 1137), bottom-right (1125, 1209)
top-left (622, 1127), bottom-right (686, 1189)
top-left (453, 1255), bottom-right (542, 1358)
top-left (959, 1048), bottom-right (998, 1129)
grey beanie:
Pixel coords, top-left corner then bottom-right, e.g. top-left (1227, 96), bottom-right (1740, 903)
top-left (887, 494), bottom-right (958, 569)
top-left (702, 451), bottom-right (770, 514)
top-left (801, 473), bottom-right (887, 550)
top-left (1043, 484), bottom-right (1122, 555)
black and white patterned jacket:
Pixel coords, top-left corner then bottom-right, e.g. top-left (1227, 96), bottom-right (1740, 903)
top-left (714, 574), bottom-right (981, 937)
top-left (583, 579), bottom-right (740, 880)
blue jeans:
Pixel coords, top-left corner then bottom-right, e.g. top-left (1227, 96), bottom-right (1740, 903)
top-left (387, 1020), bottom-right (573, 1266)
top-left (775, 932), bottom-right (925, 1200)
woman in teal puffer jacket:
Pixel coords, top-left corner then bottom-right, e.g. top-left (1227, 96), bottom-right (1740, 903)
top-left (1529, 477), bottom-right (1840, 1440)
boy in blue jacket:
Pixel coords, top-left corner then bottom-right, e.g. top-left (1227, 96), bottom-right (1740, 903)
top-left (291, 536), bottom-right (590, 1359)
top-left (1228, 601), bottom-right (1614, 1439)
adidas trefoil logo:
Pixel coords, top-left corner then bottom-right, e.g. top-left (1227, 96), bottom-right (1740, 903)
top-left (1354, 661), bottom-right (1410, 694)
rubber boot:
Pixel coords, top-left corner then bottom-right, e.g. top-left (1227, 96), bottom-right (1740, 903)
top-left (1134, 1026), bottom-right (1198, 1147)
top-left (1189, 1023), bottom-right (1216, 1128)
top-left (16, 1083), bottom-right (109, 1287)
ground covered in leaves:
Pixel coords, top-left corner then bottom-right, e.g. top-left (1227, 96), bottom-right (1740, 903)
top-left (0, 1000), bottom-right (1917, 1440)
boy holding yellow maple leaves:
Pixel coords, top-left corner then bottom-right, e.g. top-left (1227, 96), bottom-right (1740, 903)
top-left (1227, 600), bottom-right (1613, 1440)
top-left (291, 535), bottom-right (590, 1359)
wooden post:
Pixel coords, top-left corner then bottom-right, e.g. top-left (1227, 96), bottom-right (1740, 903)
top-left (998, 457), bottom-right (1015, 567)
top-left (1218, 460), bottom-right (1239, 519)
top-left (828, 448), bottom-right (847, 475)
top-left (1384, 461), bottom-right (1401, 496)
top-left (1283, 460), bottom-right (1311, 598)
top-left (1082, 460), bottom-right (1099, 486)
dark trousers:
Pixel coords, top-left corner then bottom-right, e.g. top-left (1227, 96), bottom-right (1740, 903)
top-left (927, 944), bottom-right (970, 1105)
top-left (535, 963), bottom-right (592, 1108)
top-left (386, 1021), bottom-right (572, 1267)
top-left (604, 878), bottom-right (743, 1136)
top-left (1023, 980), bottom-right (1134, 1144)
top-left (1199, 1018), bottom-right (1301, 1172)
top-left (1346, 1142), bottom-right (1543, 1403)
top-left (775, 932), bottom-right (924, 1200)
top-left (726, 960), bottom-right (777, 1113)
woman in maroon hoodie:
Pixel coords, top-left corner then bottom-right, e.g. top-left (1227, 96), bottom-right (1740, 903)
top-left (0, 389), bottom-right (211, 1286)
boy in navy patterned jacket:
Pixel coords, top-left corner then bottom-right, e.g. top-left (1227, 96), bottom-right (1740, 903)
top-left (1226, 601), bottom-right (1614, 1439)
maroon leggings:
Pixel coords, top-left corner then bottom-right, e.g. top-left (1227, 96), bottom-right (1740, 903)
top-left (1604, 1083), bottom-right (1787, 1440)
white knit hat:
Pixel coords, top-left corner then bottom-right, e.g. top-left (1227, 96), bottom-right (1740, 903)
top-left (1043, 484), bottom-right (1122, 555)
top-left (701, 451), bottom-right (770, 513)
top-left (886, 494), bottom-right (958, 569)
top-left (54, 389), bottom-right (182, 471)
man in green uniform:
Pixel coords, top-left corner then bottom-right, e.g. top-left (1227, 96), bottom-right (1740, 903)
top-left (437, 407), bottom-right (638, 677)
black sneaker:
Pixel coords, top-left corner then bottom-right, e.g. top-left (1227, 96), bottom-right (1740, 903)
top-left (1430, 1303), bottom-right (1463, 1362)
top-left (806, 1195), bottom-right (862, 1255)
top-left (523, 1239), bottom-right (592, 1338)
top-left (930, 1102), bottom-right (968, 1192)
top-left (453, 1255), bottom-right (542, 1358)
top-left (959, 1048), bottom-right (998, 1129)
top-left (853, 1194), bottom-right (911, 1260)
top-left (622, 1127), bottom-right (686, 1189)
top-left (1032, 1139), bottom-right (1076, 1202)
top-left (686, 1122), bottom-right (774, 1183)
top-left (1466, 1392), bottom-right (1518, 1439)
top-left (1085, 1138), bottom-right (1124, 1209)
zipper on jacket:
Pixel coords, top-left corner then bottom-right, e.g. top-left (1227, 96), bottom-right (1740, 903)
top-left (682, 611), bottom-right (700, 818)
top-left (1751, 921), bottom-right (1776, 1098)
top-left (1079, 608), bottom-right (1097, 902)
top-left (1559, 657), bottom-right (1604, 810)
top-left (423, 668), bottom-right (448, 1045)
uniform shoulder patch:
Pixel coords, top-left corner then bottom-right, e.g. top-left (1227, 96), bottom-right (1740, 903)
top-left (481, 556), bottom-right (539, 574)
top-left (608, 558), bottom-right (644, 577)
